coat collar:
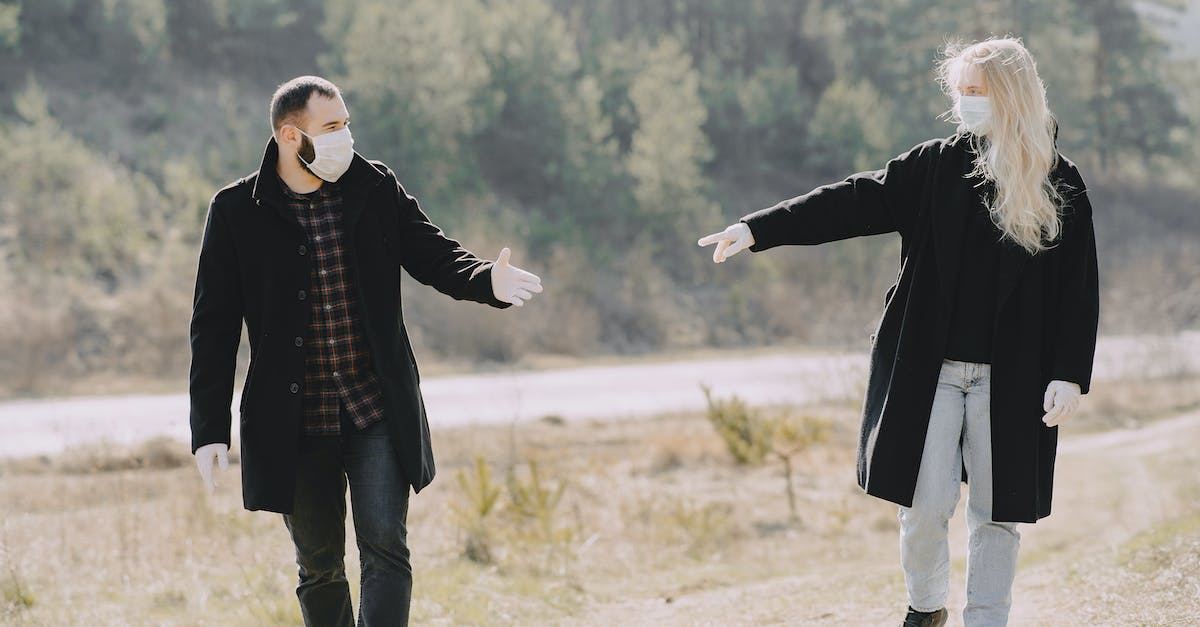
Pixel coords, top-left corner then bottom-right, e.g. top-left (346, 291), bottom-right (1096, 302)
top-left (249, 137), bottom-right (387, 232)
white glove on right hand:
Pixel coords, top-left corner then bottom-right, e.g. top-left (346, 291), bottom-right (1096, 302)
top-left (697, 222), bottom-right (755, 263)
top-left (195, 442), bottom-right (229, 494)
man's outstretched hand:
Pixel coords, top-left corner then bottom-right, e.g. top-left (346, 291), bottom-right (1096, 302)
top-left (698, 222), bottom-right (755, 263)
top-left (491, 247), bottom-right (543, 307)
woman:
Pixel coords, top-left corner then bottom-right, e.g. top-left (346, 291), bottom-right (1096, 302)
top-left (698, 37), bottom-right (1098, 626)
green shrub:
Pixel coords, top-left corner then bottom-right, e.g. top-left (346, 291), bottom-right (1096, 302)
top-left (450, 456), bottom-right (503, 564)
top-left (701, 384), bottom-right (773, 465)
top-left (506, 457), bottom-right (574, 555)
top-left (666, 498), bottom-right (735, 559)
top-left (702, 385), bottom-right (832, 521)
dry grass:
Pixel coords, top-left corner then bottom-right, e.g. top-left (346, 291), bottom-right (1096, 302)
top-left (0, 377), bottom-right (1197, 625)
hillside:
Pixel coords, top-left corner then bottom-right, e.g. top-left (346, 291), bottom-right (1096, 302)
top-left (0, 0), bottom-right (1197, 398)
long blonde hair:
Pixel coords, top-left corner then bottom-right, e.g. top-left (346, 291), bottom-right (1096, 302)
top-left (936, 37), bottom-right (1063, 254)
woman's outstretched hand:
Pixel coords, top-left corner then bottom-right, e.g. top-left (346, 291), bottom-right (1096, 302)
top-left (698, 222), bottom-right (755, 263)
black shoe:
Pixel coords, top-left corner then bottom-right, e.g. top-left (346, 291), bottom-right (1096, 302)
top-left (901, 606), bottom-right (947, 627)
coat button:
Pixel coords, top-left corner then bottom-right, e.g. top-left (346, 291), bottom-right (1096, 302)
top-left (298, 244), bottom-right (308, 256)
top-left (294, 336), bottom-right (304, 347)
top-left (289, 382), bottom-right (300, 394)
top-left (297, 290), bottom-right (307, 301)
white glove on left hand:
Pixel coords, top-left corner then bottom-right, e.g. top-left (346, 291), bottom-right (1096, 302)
top-left (491, 247), bottom-right (543, 307)
top-left (194, 442), bottom-right (229, 494)
top-left (1042, 380), bottom-right (1082, 427)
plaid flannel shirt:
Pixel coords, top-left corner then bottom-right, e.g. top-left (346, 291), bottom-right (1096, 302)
top-left (282, 178), bottom-right (386, 435)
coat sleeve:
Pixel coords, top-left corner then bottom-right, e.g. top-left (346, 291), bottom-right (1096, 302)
top-left (740, 141), bottom-right (933, 250)
top-left (1049, 166), bottom-right (1100, 394)
top-left (389, 172), bottom-right (512, 309)
top-left (189, 197), bottom-right (244, 454)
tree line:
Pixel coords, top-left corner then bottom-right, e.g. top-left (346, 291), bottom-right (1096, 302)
top-left (0, 0), bottom-right (1196, 395)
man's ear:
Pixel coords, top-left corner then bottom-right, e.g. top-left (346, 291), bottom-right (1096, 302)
top-left (277, 124), bottom-right (301, 149)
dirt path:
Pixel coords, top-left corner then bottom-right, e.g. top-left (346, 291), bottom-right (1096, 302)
top-left (3, 332), bottom-right (1198, 458)
top-left (1057, 408), bottom-right (1200, 456)
top-left (578, 410), bottom-right (1200, 626)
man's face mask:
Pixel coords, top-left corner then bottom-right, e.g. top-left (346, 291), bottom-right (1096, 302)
top-left (295, 126), bottom-right (354, 182)
top-left (957, 95), bottom-right (992, 134)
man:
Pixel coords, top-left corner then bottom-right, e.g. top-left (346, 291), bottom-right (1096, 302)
top-left (189, 75), bottom-right (543, 625)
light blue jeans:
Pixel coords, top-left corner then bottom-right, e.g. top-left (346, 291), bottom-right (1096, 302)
top-left (899, 359), bottom-right (1020, 626)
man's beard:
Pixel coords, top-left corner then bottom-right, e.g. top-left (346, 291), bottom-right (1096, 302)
top-left (297, 134), bottom-right (317, 178)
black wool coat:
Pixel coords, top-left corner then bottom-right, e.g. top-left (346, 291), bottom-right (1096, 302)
top-left (742, 132), bottom-right (1099, 523)
top-left (190, 138), bottom-right (510, 514)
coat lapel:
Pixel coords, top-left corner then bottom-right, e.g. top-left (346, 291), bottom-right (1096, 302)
top-left (249, 138), bottom-right (305, 231)
top-left (930, 140), bottom-right (973, 311)
top-left (334, 153), bottom-right (386, 235)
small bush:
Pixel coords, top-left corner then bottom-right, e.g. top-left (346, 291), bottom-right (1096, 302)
top-left (450, 456), bottom-right (503, 564)
top-left (1, 573), bottom-right (34, 612)
top-left (702, 385), bottom-right (832, 522)
top-left (701, 384), bottom-right (773, 465)
top-left (506, 458), bottom-right (574, 557)
top-left (666, 498), bottom-right (735, 559)
top-left (771, 413), bottom-right (833, 521)
top-left (450, 454), bottom-right (576, 570)
top-left (1, 527), bottom-right (34, 614)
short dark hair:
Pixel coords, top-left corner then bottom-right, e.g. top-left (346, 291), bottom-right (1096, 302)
top-left (270, 76), bottom-right (342, 131)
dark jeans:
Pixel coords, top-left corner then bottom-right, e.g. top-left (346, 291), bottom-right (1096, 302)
top-left (283, 412), bottom-right (412, 626)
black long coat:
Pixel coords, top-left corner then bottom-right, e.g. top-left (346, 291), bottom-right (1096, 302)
top-left (189, 138), bottom-right (509, 514)
top-left (742, 132), bottom-right (1099, 523)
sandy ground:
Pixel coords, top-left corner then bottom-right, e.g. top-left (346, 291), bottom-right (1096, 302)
top-left (0, 373), bottom-right (1198, 625)
top-left (576, 409), bottom-right (1200, 626)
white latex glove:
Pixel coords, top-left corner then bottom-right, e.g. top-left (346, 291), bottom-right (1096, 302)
top-left (1042, 380), bottom-right (1082, 427)
top-left (697, 222), bottom-right (755, 263)
top-left (195, 442), bottom-right (229, 494)
top-left (491, 247), bottom-right (543, 307)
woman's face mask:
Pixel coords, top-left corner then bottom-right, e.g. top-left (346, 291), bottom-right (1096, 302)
top-left (295, 126), bottom-right (354, 182)
top-left (957, 95), bottom-right (992, 134)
